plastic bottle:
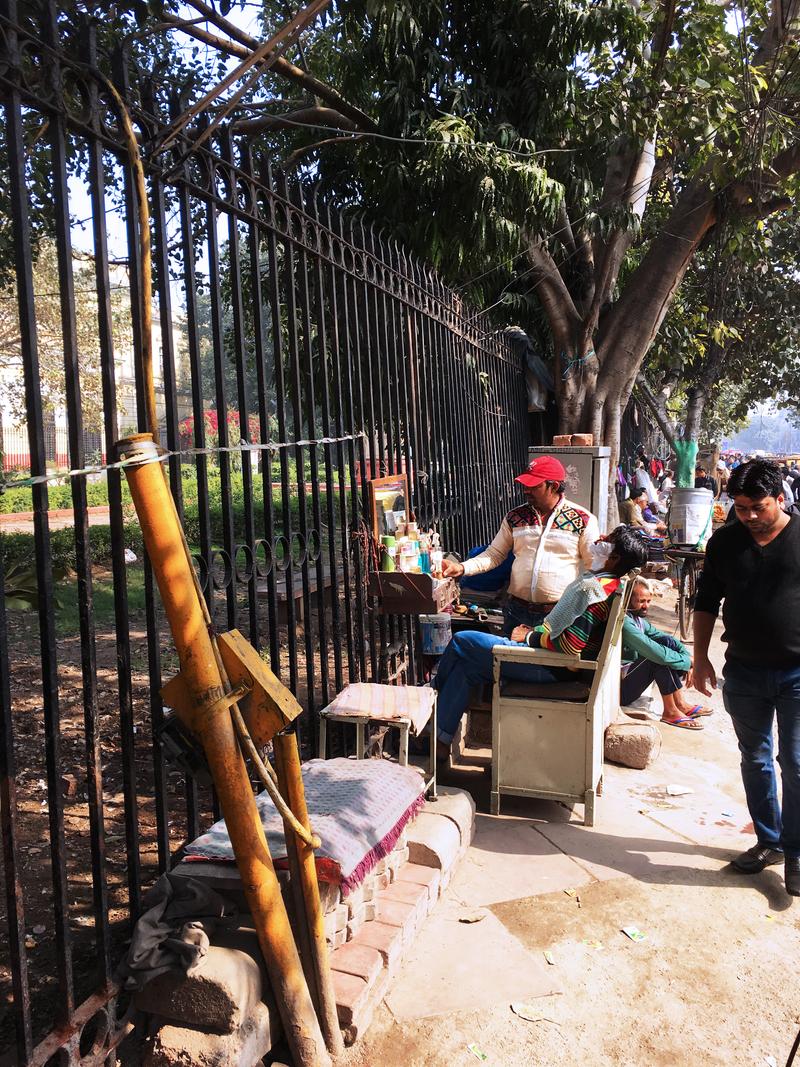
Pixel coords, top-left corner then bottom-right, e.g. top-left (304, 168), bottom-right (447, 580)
top-left (418, 532), bottom-right (431, 574)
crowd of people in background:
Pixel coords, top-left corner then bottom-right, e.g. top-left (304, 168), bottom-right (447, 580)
top-left (621, 450), bottom-right (800, 525)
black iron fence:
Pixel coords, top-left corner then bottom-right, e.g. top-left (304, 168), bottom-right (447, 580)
top-left (0, 4), bottom-right (530, 1063)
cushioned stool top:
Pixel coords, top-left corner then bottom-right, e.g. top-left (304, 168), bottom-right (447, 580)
top-left (320, 682), bottom-right (435, 736)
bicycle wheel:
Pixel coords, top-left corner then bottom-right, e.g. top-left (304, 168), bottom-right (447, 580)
top-left (678, 560), bottom-right (696, 640)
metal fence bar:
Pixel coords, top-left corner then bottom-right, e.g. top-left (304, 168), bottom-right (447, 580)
top-left (279, 173), bottom-right (316, 740)
top-left (293, 183), bottom-right (330, 723)
top-left (260, 160), bottom-right (300, 696)
top-left (243, 146), bottom-right (281, 674)
top-left (204, 172), bottom-right (237, 633)
top-left (47, 6), bottom-right (113, 988)
top-left (116, 46), bottom-right (151, 919)
top-left (3, 0), bottom-right (75, 1025)
top-left (308, 192), bottom-right (344, 698)
top-left (0, 549), bottom-right (33, 1065)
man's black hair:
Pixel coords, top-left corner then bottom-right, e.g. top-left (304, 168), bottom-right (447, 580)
top-left (606, 525), bottom-right (648, 572)
top-left (727, 459), bottom-right (784, 501)
top-left (630, 486), bottom-right (647, 500)
top-left (544, 479), bottom-right (566, 495)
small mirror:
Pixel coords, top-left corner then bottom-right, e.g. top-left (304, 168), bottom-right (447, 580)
top-left (369, 474), bottom-right (409, 540)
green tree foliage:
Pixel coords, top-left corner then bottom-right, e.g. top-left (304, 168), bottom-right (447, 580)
top-left (235, 0), bottom-right (800, 489)
top-left (639, 211), bottom-right (800, 447)
top-left (0, 0), bottom-right (229, 287)
top-left (0, 240), bottom-right (128, 429)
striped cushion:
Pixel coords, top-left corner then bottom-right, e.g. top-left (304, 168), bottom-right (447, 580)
top-left (321, 682), bottom-right (435, 736)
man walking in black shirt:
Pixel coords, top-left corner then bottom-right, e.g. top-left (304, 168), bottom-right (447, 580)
top-left (693, 460), bottom-right (800, 896)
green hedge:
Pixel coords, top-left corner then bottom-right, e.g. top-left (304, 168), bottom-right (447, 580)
top-left (1, 522), bottom-right (145, 571)
top-left (1, 467), bottom-right (332, 570)
top-left (0, 481), bottom-right (117, 513)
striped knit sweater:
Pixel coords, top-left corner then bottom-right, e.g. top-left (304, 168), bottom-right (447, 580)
top-left (525, 573), bottom-right (621, 657)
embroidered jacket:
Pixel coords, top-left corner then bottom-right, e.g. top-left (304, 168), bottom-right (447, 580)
top-left (461, 496), bottom-right (599, 604)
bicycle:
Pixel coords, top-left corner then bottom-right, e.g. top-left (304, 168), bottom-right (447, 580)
top-left (664, 547), bottom-right (706, 641)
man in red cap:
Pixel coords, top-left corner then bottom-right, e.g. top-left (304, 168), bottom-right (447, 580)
top-left (443, 454), bottom-right (600, 634)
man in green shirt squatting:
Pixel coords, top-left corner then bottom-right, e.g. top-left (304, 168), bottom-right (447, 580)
top-left (621, 577), bottom-right (712, 730)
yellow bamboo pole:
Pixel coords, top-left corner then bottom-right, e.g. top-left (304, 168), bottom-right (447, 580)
top-left (273, 732), bottom-right (345, 1058)
top-left (118, 433), bottom-right (331, 1067)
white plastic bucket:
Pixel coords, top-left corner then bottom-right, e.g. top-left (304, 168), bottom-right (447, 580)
top-left (668, 487), bottom-right (714, 547)
top-left (420, 613), bottom-right (452, 655)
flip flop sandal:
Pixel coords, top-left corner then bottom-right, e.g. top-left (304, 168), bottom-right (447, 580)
top-left (687, 704), bottom-right (713, 717)
top-left (661, 716), bottom-right (704, 730)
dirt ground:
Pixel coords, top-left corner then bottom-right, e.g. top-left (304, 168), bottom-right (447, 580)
top-left (339, 591), bottom-right (800, 1067)
top-left (0, 567), bottom-right (331, 1050)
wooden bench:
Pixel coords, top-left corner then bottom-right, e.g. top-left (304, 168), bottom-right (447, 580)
top-left (256, 567), bottom-right (333, 624)
top-left (489, 574), bottom-right (635, 826)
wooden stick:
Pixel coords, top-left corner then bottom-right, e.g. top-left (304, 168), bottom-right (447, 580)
top-left (273, 732), bottom-right (345, 1058)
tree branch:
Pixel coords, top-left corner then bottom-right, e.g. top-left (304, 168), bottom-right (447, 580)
top-left (597, 177), bottom-right (718, 384)
top-left (635, 373), bottom-right (679, 448)
top-left (282, 134), bottom-right (364, 169)
top-left (582, 138), bottom-right (657, 356)
top-left (752, 0), bottom-right (800, 66)
top-left (232, 105), bottom-right (357, 135)
top-left (168, 3), bottom-right (378, 132)
top-left (525, 239), bottom-right (583, 340)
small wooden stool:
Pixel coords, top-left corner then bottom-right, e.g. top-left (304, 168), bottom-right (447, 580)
top-left (318, 683), bottom-right (437, 796)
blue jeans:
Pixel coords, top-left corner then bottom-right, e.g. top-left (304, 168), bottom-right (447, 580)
top-left (502, 598), bottom-right (547, 637)
top-left (723, 659), bottom-right (800, 858)
top-left (433, 629), bottom-right (561, 743)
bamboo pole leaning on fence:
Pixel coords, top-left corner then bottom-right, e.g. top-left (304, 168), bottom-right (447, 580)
top-left (273, 731), bottom-right (345, 1058)
top-left (117, 432), bottom-right (331, 1067)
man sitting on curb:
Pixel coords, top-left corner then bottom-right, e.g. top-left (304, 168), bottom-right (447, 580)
top-left (621, 577), bottom-right (712, 730)
top-left (434, 526), bottom-right (648, 762)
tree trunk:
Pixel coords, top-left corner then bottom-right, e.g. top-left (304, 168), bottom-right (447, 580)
top-left (682, 384), bottom-right (708, 444)
top-left (537, 178), bottom-right (719, 523)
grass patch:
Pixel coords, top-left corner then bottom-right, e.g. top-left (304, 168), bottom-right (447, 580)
top-left (56, 566), bottom-right (147, 638)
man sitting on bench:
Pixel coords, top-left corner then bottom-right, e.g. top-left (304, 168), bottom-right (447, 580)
top-left (434, 526), bottom-right (648, 762)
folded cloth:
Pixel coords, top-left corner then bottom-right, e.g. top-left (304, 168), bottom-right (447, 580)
top-left (117, 873), bottom-right (237, 990)
top-left (184, 757), bottom-right (426, 895)
top-left (321, 682), bottom-right (435, 736)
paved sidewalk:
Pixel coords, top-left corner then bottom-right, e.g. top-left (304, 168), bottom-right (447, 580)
top-left (341, 593), bottom-right (800, 1067)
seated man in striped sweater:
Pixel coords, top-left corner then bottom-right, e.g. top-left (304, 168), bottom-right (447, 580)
top-left (434, 526), bottom-right (648, 761)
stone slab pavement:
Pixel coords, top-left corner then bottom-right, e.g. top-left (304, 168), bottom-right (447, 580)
top-left (340, 592), bottom-right (800, 1067)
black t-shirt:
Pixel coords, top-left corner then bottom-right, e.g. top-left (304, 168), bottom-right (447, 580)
top-left (694, 512), bottom-right (800, 666)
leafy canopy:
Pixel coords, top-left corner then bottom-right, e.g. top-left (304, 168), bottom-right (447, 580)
top-left (251, 0), bottom-right (800, 317)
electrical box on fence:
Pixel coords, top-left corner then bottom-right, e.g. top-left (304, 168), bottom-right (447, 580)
top-left (529, 445), bottom-right (611, 533)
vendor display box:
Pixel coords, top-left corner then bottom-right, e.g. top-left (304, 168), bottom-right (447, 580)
top-left (368, 572), bottom-right (458, 615)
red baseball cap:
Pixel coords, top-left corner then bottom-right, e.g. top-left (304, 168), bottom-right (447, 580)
top-left (516, 455), bottom-right (566, 488)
